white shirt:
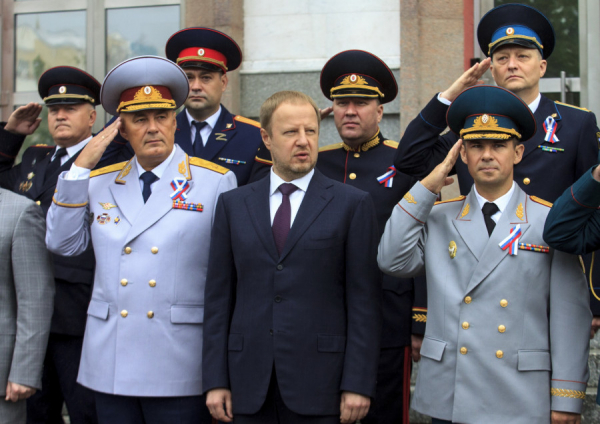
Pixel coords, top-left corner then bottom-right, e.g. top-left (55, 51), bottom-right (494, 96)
top-left (438, 92), bottom-right (542, 113)
top-left (52, 135), bottom-right (93, 165)
top-left (186, 106), bottom-right (221, 146)
top-left (269, 168), bottom-right (314, 226)
top-left (474, 181), bottom-right (515, 223)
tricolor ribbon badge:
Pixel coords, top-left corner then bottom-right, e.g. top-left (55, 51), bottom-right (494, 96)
top-left (543, 116), bottom-right (559, 143)
top-left (499, 224), bottom-right (522, 256)
top-left (377, 166), bottom-right (397, 188)
top-left (170, 178), bottom-right (190, 201)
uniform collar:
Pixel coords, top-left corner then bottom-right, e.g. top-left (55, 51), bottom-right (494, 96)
top-left (185, 105), bottom-right (222, 130)
top-left (342, 129), bottom-right (381, 152)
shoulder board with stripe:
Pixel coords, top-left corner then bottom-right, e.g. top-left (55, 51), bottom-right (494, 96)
top-left (33, 144), bottom-right (54, 148)
top-left (319, 143), bottom-right (344, 152)
top-left (234, 115), bottom-right (261, 128)
top-left (555, 101), bottom-right (590, 112)
top-left (530, 195), bottom-right (553, 208)
top-left (383, 140), bottom-right (399, 149)
top-left (434, 195), bottom-right (466, 206)
top-left (90, 161), bottom-right (127, 178)
top-left (189, 157), bottom-right (229, 174)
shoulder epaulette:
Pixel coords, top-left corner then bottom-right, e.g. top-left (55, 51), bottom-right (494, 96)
top-left (319, 143), bottom-right (344, 152)
top-left (530, 195), bottom-right (553, 208)
top-left (383, 140), bottom-right (399, 149)
top-left (555, 101), bottom-right (590, 112)
top-left (434, 195), bottom-right (466, 206)
top-left (33, 144), bottom-right (54, 148)
top-left (234, 115), bottom-right (261, 128)
top-left (90, 161), bottom-right (127, 178)
top-left (189, 157), bottom-right (229, 174)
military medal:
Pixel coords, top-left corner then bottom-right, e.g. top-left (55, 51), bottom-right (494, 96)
top-left (218, 157), bottom-right (246, 165)
top-left (543, 116), bottom-right (559, 143)
top-left (170, 178), bottom-right (190, 201)
top-left (377, 166), bottom-right (396, 188)
top-left (499, 224), bottom-right (522, 255)
top-left (114, 216), bottom-right (121, 225)
top-left (172, 200), bottom-right (203, 212)
top-left (18, 181), bottom-right (32, 192)
top-left (518, 243), bottom-right (549, 253)
top-left (97, 213), bottom-right (111, 224)
top-left (538, 145), bottom-right (564, 153)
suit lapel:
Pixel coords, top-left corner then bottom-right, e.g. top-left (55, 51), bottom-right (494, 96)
top-left (201, 106), bottom-right (237, 161)
top-left (244, 176), bottom-right (279, 262)
top-left (175, 111), bottom-right (193, 155)
top-left (452, 190), bottom-right (487, 261)
top-left (465, 185), bottom-right (531, 294)
top-left (279, 171), bottom-right (333, 261)
top-left (521, 95), bottom-right (560, 160)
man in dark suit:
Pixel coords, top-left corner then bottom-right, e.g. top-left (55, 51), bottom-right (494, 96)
top-left (394, 4), bottom-right (600, 329)
top-left (203, 90), bottom-right (382, 424)
top-left (0, 67), bottom-right (124, 424)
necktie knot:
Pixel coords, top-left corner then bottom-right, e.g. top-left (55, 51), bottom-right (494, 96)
top-left (44, 147), bottom-right (69, 182)
top-left (53, 148), bottom-right (68, 161)
top-left (278, 183), bottom-right (298, 197)
top-left (482, 202), bottom-right (499, 217)
top-left (193, 121), bottom-right (208, 131)
top-left (140, 171), bottom-right (158, 203)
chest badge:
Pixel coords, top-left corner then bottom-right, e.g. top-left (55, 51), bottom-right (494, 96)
top-left (499, 224), bottom-right (522, 256)
top-left (27, 172), bottom-right (35, 180)
top-left (377, 166), bottom-right (397, 188)
top-left (99, 202), bottom-right (117, 210)
top-left (543, 116), bottom-right (559, 144)
top-left (97, 213), bottom-right (111, 225)
top-left (449, 241), bottom-right (457, 259)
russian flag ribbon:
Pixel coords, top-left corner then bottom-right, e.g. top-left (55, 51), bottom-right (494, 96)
top-left (499, 224), bottom-right (522, 256)
top-left (543, 116), bottom-right (559, 143)
top-left (377, 166), bottom-right (397, 188)
top-left (170, 178), bottom-right (190, 201)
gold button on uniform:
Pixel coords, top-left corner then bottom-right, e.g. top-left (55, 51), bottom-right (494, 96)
top-left (460, 347), bottom-right (468, 355)
top-left (151, 247), bottom-right (159, 254)
top-left (496, 350), bottom-right (504, 359)
top-left (36, 200), bottom-right (41, 205)
top-left (124, 247), bottom-right (132, 254)
top-left (349, 173), bottom-right (357, 180)
top-left (464, 296), bottom-right (472, 304)
top-left (498, 325), bottom-right (506, 333)
top-left (120, 310), bottom-right (128, 318)
top-left (462, 322), bottom-right (470, 330)
top-left (120, 279), bottom-right (128, 287)
top-left (500, 299), bottom-right (508, 307)
top-left (147, 311), bottom-right (154, 319)
top-left (354, 153), bottom-right (360, 158)
top-left (149, 280), bottom-right (156, 287)
top-left (523, 178), bottom-right (531, 185)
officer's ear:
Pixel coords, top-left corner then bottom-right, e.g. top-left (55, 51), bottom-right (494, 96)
top-left (119, 116), bottom-right (129, 141)
top-left (261, 127), bottom-right (272, 151)
top-left (513, 140), bottom-right (525, 165)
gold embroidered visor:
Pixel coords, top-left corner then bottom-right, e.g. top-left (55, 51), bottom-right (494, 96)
top-left (330, 74), bottom-right (384, 99)
top-left (117, 85), bottom-right (176, 113)
top-left (459, 114), bottom-right (522, 141)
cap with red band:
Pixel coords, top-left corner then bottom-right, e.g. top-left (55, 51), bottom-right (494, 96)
top-left (176, 47), bottom-right (228, 72)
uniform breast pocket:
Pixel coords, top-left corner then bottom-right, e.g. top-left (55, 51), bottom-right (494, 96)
top-left (304, 234), bottom-right (344, 250)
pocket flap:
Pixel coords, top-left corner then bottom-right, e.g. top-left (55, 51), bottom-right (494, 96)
top-left (518, 350), bottom-right (551, 371)
top-left (317, 334), bottom-right (347, 352)
top-left (420, 337), bottom-right (447, 361)
top-left (228, 333), bottom-right (244, 351)
top-left (170, 306), bottom-right (204, 324)
top-left (87, 299), bottom-right (109, 320)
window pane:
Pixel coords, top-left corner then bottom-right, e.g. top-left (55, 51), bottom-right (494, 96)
top-left (493, 0), bottom-right (579, 78)
top-left (15, 11), bottom-right (87, 92)
top-left (106, 5), bottom-right (180, 72)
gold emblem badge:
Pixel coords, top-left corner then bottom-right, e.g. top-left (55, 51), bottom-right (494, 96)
top-left (339, 75), bottom-right (368, 86)
top-left (460, 203), bottom-right (470, 219)
top-left (516, 203), bottom-right (524, 220)
top-left (143, 86), bottom-right (152, 95)
top-left (506, 27), bottom-right (514, 35)
top-left (179, 160), bottom-right (186, 175)
top-left (449, 241), bottom-right (457, 259)
top-left (226, 123), bottom-right (233, 129)
top-left (481, 114), bottom-right (489, 124)
top-left (403, 192), bottom-right (417, 204)
top-left (198, 48), bottom-right (205, 56)
top-left (59, 86), bottom-right (67, 94)
top-left (350, 74), bottom-right (358, 83)
top-left (121, 163), bottom-right (132, 178)
top-left (99, 202), bottom-right (117, 210)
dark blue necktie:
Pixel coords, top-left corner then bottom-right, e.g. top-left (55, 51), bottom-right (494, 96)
top-left (272, 183), bottom-right (298, 255)
top-left (140, 171), bottom-right (158, 203)
top-left (44, 147), bottom-right (68, 183)
top-left (482, 202), bottom-right (499, 236)
top-left (192, 121), bottom-right (208, 157)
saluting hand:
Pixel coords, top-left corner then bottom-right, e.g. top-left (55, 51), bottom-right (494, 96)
top-left (421, 139), bottom-right (463, 195)
top-left (551, 411), bottom-right (581, 424)
top-left (74, 117), bottom-right (121, 170)
top-left (340, 391), bottom-right (370, 423)
top-left (320, 107), bottom-right (333, 119)
top-left (440, 57), bottom-right (491, 103)
top-left (4, 102), bottom-right (43, 136)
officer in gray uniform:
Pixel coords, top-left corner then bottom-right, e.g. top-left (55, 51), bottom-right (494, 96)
top-left (378, 85), bottom-right (591, 424)
top-left (46, 56), bottom-right (237, 424)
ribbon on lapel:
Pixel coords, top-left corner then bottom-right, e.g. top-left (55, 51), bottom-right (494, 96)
top-left (499, 224), bottom-right (522, 255)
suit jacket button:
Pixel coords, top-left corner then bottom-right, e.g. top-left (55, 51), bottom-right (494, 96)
top-left (149, 280), bottom-right (156, 287)
top-left (274, 296), bottom-right (282, 303)
top-left (151, 247), bottom-right (159, 254)
top-left (277, 264), bottom-right (284, 270)
top-left (498, 325), bottom-right (506, 333)
top-left (500, 299), bottom-right (508, 307)
top-left (124, 247), bottom-right (132, 254)
top-left (496, 350), bottom-right (504, 359)
top-left (121, 310), bottom-right (128, 318)
top-left (36, 200), bottom-right (41, 205)
top-left (462, 322), bottom-right (469, 330)
top-left (460, 347), bottom-right (468, 355)
top-left (120, 279), bottom-right (128, 286)
top-left (464, 296), bottom-right (472, 304)
top-left (147, 311), bottom-right (154, 319)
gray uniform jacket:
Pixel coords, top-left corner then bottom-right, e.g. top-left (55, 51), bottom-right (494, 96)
top-left (378, 181), bottom-right (591, 424)
top-left (45, 146), bottom-right (237, 396)
top-left (0, 189), bottom-right (54, 393)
